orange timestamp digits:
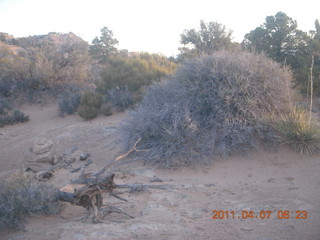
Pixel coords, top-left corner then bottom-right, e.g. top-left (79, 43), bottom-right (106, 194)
top-left (212, 210), bottom-right (308, 220)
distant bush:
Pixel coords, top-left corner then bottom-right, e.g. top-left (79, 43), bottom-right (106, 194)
top-left (76, 91), bottom-right (103, 120)
top-left (77, 105), bottom-right (99, 120)
top-left (119, 51), bottom-right (292, 168)
top-left (58, 93), bottom-right (81, 116)
top-left (100, 103), bottom-right (113, 116)
top-left (0, 171), bottom-right (61, 230)
top-left (97, 54), bottom-right (176, 94)
top-left (0, 98), bottom-right (12, 115)
top-left (274, 107), bottom-right (320, 155)
top-left (0, 102), bottom-right (29, 128)
top-left (80, 92), bottom-right (103, 109)
top-left (95, 53), bottom-right (177, 111)
top-left (106, 88), bottom-right (137, 111)
top-left (11, 110), bottom-right (29, 123)
top-left (0, 33), bottom-right (90, 101)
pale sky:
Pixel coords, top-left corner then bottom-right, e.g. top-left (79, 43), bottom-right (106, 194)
top-left (0, 0), bottom-right (319, 56)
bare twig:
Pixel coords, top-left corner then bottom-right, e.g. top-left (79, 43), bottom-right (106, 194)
top-left (110, 192), bottom-right (128, 202)
top-left (115, 137), bottom-right (149, 161)
top-left (92, 137), bottom-right (147, 179)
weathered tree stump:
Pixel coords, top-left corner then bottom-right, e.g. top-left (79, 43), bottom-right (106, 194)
top-left (57, 138), bottom-right (172, 223)
top-left (58, 173), bottom-right (133, 223)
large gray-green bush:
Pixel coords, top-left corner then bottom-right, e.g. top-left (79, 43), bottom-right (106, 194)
top-left (0, 172), bottom-right (61, 230)
top-left (119, 51), bottom-right (292, 168)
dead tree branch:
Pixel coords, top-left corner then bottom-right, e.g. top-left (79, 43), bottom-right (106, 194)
top-left (58, 138), bottom-right (165, 223)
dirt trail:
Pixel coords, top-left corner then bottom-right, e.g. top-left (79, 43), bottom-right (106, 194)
top-left (1, 104), bottom-right (320, 240)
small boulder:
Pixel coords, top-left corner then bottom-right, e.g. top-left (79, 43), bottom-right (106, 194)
top-left (80, 153), bottom-right (91, 161)
top-left (35, 151), bottom-right (54, 163)
top-left (32, 138), bottom-right (53, 154)
top-left (24, 163), bottom-right (48, 172)
top-left (37, 170), bottom-right (53, 181)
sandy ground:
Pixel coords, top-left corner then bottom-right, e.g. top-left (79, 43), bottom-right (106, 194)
top-left (1, 104), bottom-right (320, 240)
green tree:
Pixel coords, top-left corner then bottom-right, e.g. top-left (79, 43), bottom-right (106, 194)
top-left (89, 27), bottom-right (119, 63)
top-left (178, 20), bottom-right (233, 59)
top-left (243, 12), bottom-right (310, 63)
top-left (314, 19), bottom-right (320, 41)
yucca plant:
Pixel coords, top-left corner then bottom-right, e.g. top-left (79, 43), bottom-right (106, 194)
top-left (274, 107), bottom-right (320, 155)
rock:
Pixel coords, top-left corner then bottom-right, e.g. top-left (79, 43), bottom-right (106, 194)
top-left (24, 163), bottom-right (48, 172)
top-left (70, 167), bottom-right (82, 173)
top-left (37, 170), bottom-right (53, 181)
top-left (80, 153), bottom-right (91, 161)
top-left (150, 176), bottom-right (163, 182)
top-left (53, 154), bottom-right (63, 165)
top-left (35, 151), bottom-right (54, 163)
top-left (32, 138), bottom-right (53, 154)
top-left (85, 159), bottom-right (93, 166)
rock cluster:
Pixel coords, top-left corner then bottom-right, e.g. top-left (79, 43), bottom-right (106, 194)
top-left (24, 137), bottom-right (75, 180)
top-left (23, 136), bottom-right (94, 181)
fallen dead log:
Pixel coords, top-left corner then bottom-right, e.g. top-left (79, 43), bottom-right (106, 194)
top-left (58, 174), bottom-right (174, 223)
top-left (58, 173), bottom-right (134, 222)
top-left (58, 138), bottom-right (168, 223)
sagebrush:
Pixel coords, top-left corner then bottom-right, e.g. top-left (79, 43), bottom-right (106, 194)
top-left (77, 91), bottom-right (102, 120)
top-left (0, 98), bottom-right (11, 115)
top-left (58, 93), bottom-right (81, 116)
top-left (119, 51), bottom-right (292, 168)
top-left (80, 92), bottom-right (103, 109)
top-left (0, 98), bottom-right (29, 127)
top-left (0, 172), bottom-right (61, 230)
top-left (106, 88), bottom-right (136, 111)
top-left (77, 105), bottom-right (99, 120)
top-left (100, 103), bottom-right (113, 116)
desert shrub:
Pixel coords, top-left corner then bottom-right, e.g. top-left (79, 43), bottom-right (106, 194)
top-left (100, 103), bottom-right (113, 116)
top-left (11, 110), bottom-right (29, 123)
top-left (95, 53), bottom-right (176, 111)
top-left (77, 105), bottom-right (99, 120)
top-left (0, 110), bottom-right (29, 127)
top-left (77, 91), bottom-right (103, 120)
top-left (58, 93), bottom-right (81, 116)
top-left (274, 107), bottom-right (320, 155)
top-left (119, 51), bottom-right (292, 168)
top-left (0, 33), bottom-right (90, 101)
top-left (0, 98), bottom-right (12, 115)
top-left (0, 171), bottom-right (61, 230)
top-left (97, 54), bottom-right (176, 93)
top-left (106, 88), bottom-right (136, 111)
top-left (80, 91), bottom-right (103, 109)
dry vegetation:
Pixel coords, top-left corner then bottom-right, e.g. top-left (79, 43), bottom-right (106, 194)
top-left (119, 51), bottom-right (294, 167)
top-left (274, 107), bottom-right (320, 155)
top-left (0, 27), bottom-right (320, 238)
top-left (0, 171), bottom-right (61, 230)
